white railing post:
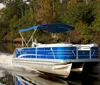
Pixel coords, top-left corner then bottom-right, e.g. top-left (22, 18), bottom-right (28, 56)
top-left (36, 47), bottom-right (37, 58)
top-left (76, 47), bottom-right (78, 59)
top-left (89, 47), bottom-right (91, 59)
top-left (51, 47), bottom-right (55, 59)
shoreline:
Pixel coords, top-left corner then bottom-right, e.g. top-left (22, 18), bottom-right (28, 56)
top-left (0, 40), bottom-right (22, 44)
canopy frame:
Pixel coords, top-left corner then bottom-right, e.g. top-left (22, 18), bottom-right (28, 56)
top-left (19, 23), bottom-right (75, 47)
top-left (20, 29), bottom-right (37, 47)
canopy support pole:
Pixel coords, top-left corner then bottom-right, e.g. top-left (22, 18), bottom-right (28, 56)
top-left (26, 29), bottom-right (37, 46)
top-left (20, 29), bottom-right (37, 47)
top-left (20, 33), bottom-right (28, 47)
top-left (68, 32), bottom-right (71, 43)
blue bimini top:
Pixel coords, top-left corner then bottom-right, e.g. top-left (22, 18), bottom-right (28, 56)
top-left (19, 23), bottom-right (75, 33)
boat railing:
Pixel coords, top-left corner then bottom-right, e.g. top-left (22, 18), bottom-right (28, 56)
top-left (15, 48), bottom-right (76, 60)
top-left (15, 43), bottom-right (98, 61)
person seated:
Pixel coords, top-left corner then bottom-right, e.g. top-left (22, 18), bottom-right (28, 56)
top-left (32, 39), bottom-right (38, 47)
top-left (32, 39), bottom-right (41, 47)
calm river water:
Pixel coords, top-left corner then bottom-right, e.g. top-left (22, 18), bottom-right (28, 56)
top-left (0, 43), bottom-right (100, 85)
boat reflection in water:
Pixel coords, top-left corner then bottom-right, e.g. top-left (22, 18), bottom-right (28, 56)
top-left (15, 73), bottom-right (68, 85)
top-left (81, 75), bottom-right (100, 85)
top-left (14, 70), bottom-right (69, 85)
top-left (0, 69), bottom-right (100, 85)
top-left (0, 69), bottom-right (68, 85)
top-left (81, 71), bottom-right (100, 85)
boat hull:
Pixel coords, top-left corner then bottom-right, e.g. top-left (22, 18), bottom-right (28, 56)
top-left (13, 58), bottom-right (72, 77)
top-left (13, 43), bottom-right (99, 77)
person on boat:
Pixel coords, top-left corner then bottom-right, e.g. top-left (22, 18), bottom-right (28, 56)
top-left (32, 39), bottom-right (41, 47)
top-left (32, 39), bottom-right (38, 47)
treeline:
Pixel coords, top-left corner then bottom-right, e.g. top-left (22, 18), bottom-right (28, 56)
top-left (0, 0), bottom-right (100, 45)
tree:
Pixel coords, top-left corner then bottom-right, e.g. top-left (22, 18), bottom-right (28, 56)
top-left (92, 2), bottom-right (100, 32)
top-left (35, 0), bottom-right (53, 24)
top-left (75, 22), bottom-right (93, 43)
top-left (0, 0), bottom-right (29, 40)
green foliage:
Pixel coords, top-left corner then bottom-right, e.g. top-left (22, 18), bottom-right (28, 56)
top-left (34, 30), bottom-right (52, 43)
top-left (10, 15), bottom-right (18, 31)
top-left (59, 2), bottom-right (95, 25)
top-left (0, 19), bottom-right (9, 39)
top-left (75, 22), bottom-right (92, 43)
top-left (92, 2), bottom-right (100, 32)
top-left (0, 0), bottom-right (100, 45)
top-left (57, 32), bottom-right (71, 43)
top-left (2, 0), bottom-right (28, 20)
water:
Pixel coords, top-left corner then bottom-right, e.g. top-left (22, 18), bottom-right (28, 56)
top-left (0, 43), bottom-right (100, 85)
top-left (0, 68), bottom-right (100, 85)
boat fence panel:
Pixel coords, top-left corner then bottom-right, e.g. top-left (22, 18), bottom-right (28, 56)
top-left (52, 47), bottom-right (77, 59)
top-left (16, 48), bottom-right (36, 58)
top-left (78, 50), bottom-right (90, 59)
top-left (15, 47), bottom-right (77, 60)
top-left (91, 47), bottom-right (98, 59)
top-left (15, 45), bottom-right (98, 60)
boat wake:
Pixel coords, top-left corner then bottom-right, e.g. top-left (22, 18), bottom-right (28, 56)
top-left (0, 52), bottom-right (39, 73)
top-left (0, 52), bottom-right (13, 64)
